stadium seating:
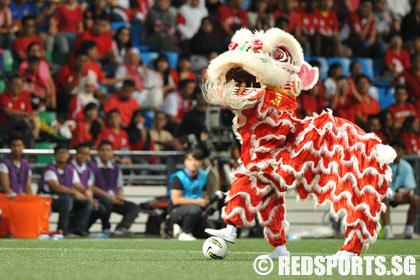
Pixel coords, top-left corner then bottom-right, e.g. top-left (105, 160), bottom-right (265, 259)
top-left (378, 87), bottom-right (395, 109)
top-left (140, 52), bottom-right (159, 67)
top-left (2, 49), bottom-right (14, 72)
top-left (327, 57), bottom-right (351, 77)
top-left (111, 21), bottom-right (130, 31)
top-left (165, 52), bottom-right (178, 69)
top-left (352, 57), bottom-right (375, 79)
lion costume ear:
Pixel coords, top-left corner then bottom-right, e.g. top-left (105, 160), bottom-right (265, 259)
top-left (297, 61), bottom-right (319, 90)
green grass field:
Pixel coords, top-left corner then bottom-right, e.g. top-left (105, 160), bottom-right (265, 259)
top-left (0, 238), bottom-right (418, 280)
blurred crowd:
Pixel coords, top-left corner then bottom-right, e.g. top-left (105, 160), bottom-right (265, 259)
top-left (0, 0), bottom-right (419, 158)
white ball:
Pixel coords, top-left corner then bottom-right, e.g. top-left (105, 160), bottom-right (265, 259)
top-left (202, 237), bottom-right (228, 259)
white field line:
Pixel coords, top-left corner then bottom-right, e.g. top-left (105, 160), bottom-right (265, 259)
top-left (0, 247), bottom-right (419, 257)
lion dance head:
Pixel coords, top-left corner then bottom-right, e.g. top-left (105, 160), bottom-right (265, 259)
top-left (203, 28), bottom-right (319, 110)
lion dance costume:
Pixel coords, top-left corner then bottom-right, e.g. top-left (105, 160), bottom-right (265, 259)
top-left (203, 28), bottom-right (396, 255)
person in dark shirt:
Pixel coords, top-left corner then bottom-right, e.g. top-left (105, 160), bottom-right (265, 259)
top-left (168, 149), bottom-right (214, 240)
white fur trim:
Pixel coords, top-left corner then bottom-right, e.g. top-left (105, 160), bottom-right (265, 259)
top-left (374, 144), bottom-right (397, 165)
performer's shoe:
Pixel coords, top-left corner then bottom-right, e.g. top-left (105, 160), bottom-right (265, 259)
top-left (326, 250), bottom-right (359, 260)
top-left (266, 249), bottom-right (290, 260)
top-left (205, 228), bottom-right (237, 243)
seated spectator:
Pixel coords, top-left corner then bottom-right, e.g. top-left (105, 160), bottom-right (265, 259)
top-left (170, 55), bottom-right (196, 86)
top-left (95, 110), bottom-right (130, 156)
top-left (150, 111), bottom-right (176, 151)
top-left (298, 83), bottom-right (325, 118)
top-left (19, 42), bottom-right (56, 109)
top-left (176, 0), bottom-right (208, 40)
top-left (297, 0), bottom-right (317, 57)
top-left (68, 77), bottom-right (101, 122)
top-left (215, 0), bottom-right (248, 47)
top-left (126, 110), bottom-right (157, 164)
top-left (103, 79), bottom-right (140, 128)
top-left (384, 35), bottom-right (411, 77)
top-left (329, 76), bottom-right (356, 123)
top-left (400, 0), bottom-right (420, 42)
top-left (374, 0), bottom-right (398, 42)
top-left (38, 144), bottom-right (94, 237)
top-left (48, 0), bottom-right (83, 53)
top-left (378, 109), bottom-right (398, 144)
top-left (400, 115), bottom-right (420, 156)
top-left (153, 54), bottom-right (176, 97)
top-left (0, 134), bottom-right (32, 194)
top-left (366, 114), bottom-right (383, 140)
top-left (387, 86), bottom-right (417, 130)
top-left (112, 26), bottom-right (132, 65)
top-left (143, 0), bottom-right (179, 52)
top-left (0, 0), bottom-right (16, 50)
top-left (160, 79), bottom-right (196, 133)
top-left (70, 102), bottom-right (102, 148)
top-left (20, 55), bottom-right (52, 110)
top-left (382, 140), bottom-right (420, 239)
top-left (79, 40), bottom-right (123, 86)
top-left (387, 0), bottom-right (411, 23)
top-left (54, 50), bottom-right (90, 110)
top-left (353, 74), bottom-right (381, 129)
top-left (394, 53), bottom-right (420, 101)
top-left (89, 140), bottom-right (140, 237)
top-left (247, 0), bottom-right (274, 31)
top-left (84, 0), bottom-right (111, 30)
top-left (72, 15), bottom-right (118, 76)
top-left (273, 0), bottom-right (301, 38)
top-left (13, 15), bottom-right (44, 62)
top-left (313, 0), bottom-right (348, 57)
top-left (324, 63), bottom-right (343, 100)
top-left (0, 75), bottom-right (37, 148)
top-left (189, 17), bottom-right (222, 58)
top-left (343, 0), bottom-right (386, 58)
top-left (168, 148), bottom-right (214, 240)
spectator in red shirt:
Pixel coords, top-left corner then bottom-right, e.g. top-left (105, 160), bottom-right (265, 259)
top-left (353, 74), bottom-right (381, 129)
top-left (387, 86), bottom-right (417, 130)
top-left (274, 0), bottom-right (303, 43)
top-left (103, 80), bottom-right (140, 128)
top-left (170, 55), bottom-right (196, 86)
top-left (79, 40), bottom-right (124, 87)
top-left (394, 53), bottom-right (420, 101)
top-left (70, 102), bottom-right (102, 148)
top-left (297, 0), bottom-right (318, 56)
top-left (20, 55), bottom-right (51, 111)
top-left (72, 15), bottom-right (118, 76)
top-left (329, 76), bottom-right (356, 123)
top-left (54, 50), bottom-right (90, 112)
top-left (95, 109), bottom-right (131, 164)
top-left (0, 75), bottom-right (37, 148)
top-left (215, 0), bottom-right (248, 46)
top-left (400, 115), bottom-right (420, 156)
top-left (313, 0), bottom-right (349, 57)
top-left (12, 16), bottom-right (44, 62)
top-left (48, 0), bottom-right (84, 52)
top-left (343, 0), bottom-right (386, 57)
top-left (384, 35), bottom-right (411, 77)
top-left (126, 110), bottom-right (158, 164)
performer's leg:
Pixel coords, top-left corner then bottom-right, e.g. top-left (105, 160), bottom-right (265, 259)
top-left (258, 194), bottom-right (287, 247)
top-left (206, 173), bottom-right (267, 242)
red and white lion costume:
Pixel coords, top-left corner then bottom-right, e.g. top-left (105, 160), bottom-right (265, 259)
top-left (203, 28), bottom-right (396, 255)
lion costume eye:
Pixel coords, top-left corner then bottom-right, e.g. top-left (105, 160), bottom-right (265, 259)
top-left (272, 47), bottom-right (294, 64)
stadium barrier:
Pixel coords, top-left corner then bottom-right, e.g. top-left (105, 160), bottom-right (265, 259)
top-left (0, 149), bottom-right (419, 235)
